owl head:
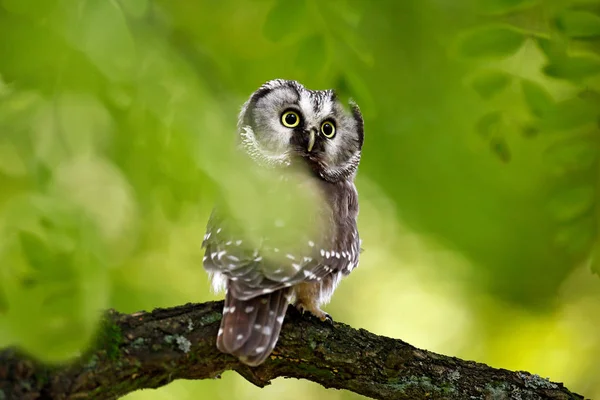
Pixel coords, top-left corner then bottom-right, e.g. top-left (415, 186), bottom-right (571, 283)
top-left (238, 79), bottom-right (364, 182)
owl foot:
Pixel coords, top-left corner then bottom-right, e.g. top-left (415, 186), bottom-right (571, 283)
top-left (295, 302), bottom-right (333, 324)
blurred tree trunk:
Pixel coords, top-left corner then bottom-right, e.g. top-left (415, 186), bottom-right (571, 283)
top-left (0, 301), bottom-right (586, 400)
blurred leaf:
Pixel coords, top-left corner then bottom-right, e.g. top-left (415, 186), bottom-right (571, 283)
top-left (63, 0), bottom-right (136, 82)
top-left (456, 26), bottom-right (526, 59)
top-left (578, 88), bottom-right (600, 104)
top-left (471, 70), bottom-right (512, 99)
top-left (544, 55), bottom-right (600, 82)
top-left (547, 185), bottom-right (595, 223)
top-left (263, 0), bottom-right (308, 42)
top-left (535, 37), bottom-right (568, 61)
top-left (296, 35), bottom-right (327, 75)
top-left (50, 156), bottom-right (139, 265)
top-left (0, 142), bottom-right (27, 177)
top-left (117, 0), bottom-right (148, 18)
top-left (29, 93), bottom-right (113, 169)
top-left (521, 79), bottom-right (556, 118)
top-left (0, 14), bottom-right (103, 93)
top-left (19, 231), bottom-right (53, 272)
top-left (490, 136), bottom-right (511, 162)
top-left (542, 97), bottom-right (599, 131)
top-left (478, 0), bottom-right (538, 14)
top-left (335, 71), bottom-right (376, 116)
top-left (592, 247), bottom-right (600, 276)
top-left (476, 111), bottom-right (503, 138)
top-left (544, 135), bottom-right (599, 177)
top-left (0, 195), bottom-right (109, 362)
top-left (553, 216), bottom-right (596, 257)
top-left (1, 0), bottom-right (59, 18)
top-left (555, 10), bottom-right (600, 39)
top-left (521, 123), bottom-right (540, 137)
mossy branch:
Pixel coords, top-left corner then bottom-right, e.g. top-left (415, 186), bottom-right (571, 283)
top-left (0, 301), bottom-right (588, 400)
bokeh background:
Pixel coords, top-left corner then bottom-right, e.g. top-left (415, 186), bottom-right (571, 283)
top-left (1, 0), bottom-right (600, 398)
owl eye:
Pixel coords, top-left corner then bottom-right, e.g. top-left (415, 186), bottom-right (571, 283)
top-left (281, 110), bottom-right (300, 128)
top-left (321, 121), bottom-right (336, 138)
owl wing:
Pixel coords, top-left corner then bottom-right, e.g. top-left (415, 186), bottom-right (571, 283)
top-left (202, 206), bottom-right (359, 301)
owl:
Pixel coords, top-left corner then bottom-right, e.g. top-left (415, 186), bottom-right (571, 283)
top-left (202, 79), bottom-right (364, 366)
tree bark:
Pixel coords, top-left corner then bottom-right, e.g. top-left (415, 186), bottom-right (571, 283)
top-left (0, 301), bottom-right (588, 400)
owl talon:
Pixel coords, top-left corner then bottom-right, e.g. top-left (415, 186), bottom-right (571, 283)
top-left (294, 301), bottom-right (331, 324)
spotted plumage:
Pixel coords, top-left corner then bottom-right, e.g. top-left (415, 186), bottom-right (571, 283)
top-left (203, 79), bottom-right (364, 366)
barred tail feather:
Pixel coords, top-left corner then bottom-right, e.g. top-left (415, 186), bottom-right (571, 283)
top-left (217, 288), bottom-right (291, 366)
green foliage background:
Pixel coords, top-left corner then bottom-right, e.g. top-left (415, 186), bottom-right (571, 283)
top-left (1, 0), bottom-right (600, 398)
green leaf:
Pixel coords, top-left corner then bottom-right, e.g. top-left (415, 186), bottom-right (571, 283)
top-left (521, 123), bottom-right (540, 137)
top-left (263, 0), bottom-right (307, 42)
top-left (592, 243), bottom-right (600, 275)
top-left (471, 70), bottom-right (512, 99)
top-left (521, 79), bottom-right (555, 118)
top-left (553, 217), bottom-right (596, 257)
top-left (490, 137), bottom-right (511, 162)
top-left (542, 97), bottom-right (599, 131)
top-left (547, 185), bottom-right (596, 223)
top-left (296, 35), bottom-right (327, 75)
top-left (336, 71), bottom-right (376, 117)
top-left (556, 10), bottom-right (600, 39)
top-left (19, 231), bottom-right (53, 272)
top-left (535, 37), bottom-right (568, 62)
top-left (0, 142), bottom-right (27, 177)
top-left (63, 0), bottom-right (136, 82)
top-left (476, 111), bottom-right (503, 138)
top-left (1, 0), bottom-right (59, 18)
top-left (544, 136), bottom-right (599, 177)
top-left (117, 0), bottom-right (148, 18)
top-left (544, 56), bottom-right (600, 82)
top-left (0, 195), bottom-right (109, 362)
top-left (456, 26), bottom-right (526, 59)
top-left (478, 0), bottom-right (538, 15)
top-left (49, 156), bottom-right (139, 265)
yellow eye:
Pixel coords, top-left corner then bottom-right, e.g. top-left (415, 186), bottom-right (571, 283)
top-left (281, 110), bottom-right (300, 128)
top-left (321, 121), bottom-right (336, 138)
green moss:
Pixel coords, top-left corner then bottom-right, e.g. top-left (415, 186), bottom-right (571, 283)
top-left (95, 319), bottom-right (123, 361)
top-left (0, 389), bottom-right (6, 400)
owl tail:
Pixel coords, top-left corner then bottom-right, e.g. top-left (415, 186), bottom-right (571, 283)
top-left (217, 287), bottom-right (291, 366)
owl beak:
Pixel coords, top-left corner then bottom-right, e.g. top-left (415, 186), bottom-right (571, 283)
top-left (307, 129), bottom-right (316, 152)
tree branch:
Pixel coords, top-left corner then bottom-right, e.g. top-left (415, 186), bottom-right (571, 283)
top-left (0, 301), bottom-right (588, 400)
